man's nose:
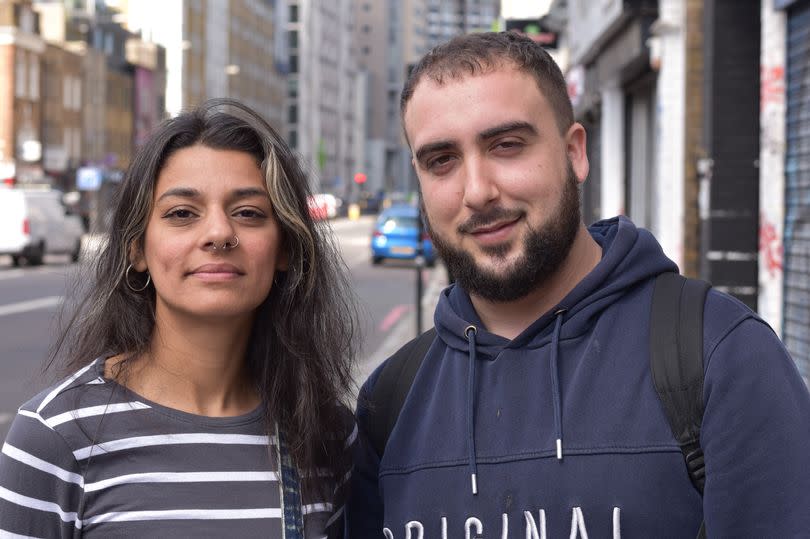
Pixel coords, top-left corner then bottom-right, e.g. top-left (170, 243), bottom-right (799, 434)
top-left (462, 156), bottom-right (498, 210)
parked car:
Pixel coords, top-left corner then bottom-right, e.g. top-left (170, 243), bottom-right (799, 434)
top-left (307, 193), bottom-right (340, 220)
top-left (0, 187), bottom-right (85, 265)
top-left (371, 204), bottom-right (435, 266)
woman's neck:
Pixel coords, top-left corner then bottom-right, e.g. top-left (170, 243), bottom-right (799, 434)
top-left (111, 310), bottom-right (260, 417)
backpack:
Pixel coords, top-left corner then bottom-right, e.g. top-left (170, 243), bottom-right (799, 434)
top-left (366, 272), bottom-right (710, 538)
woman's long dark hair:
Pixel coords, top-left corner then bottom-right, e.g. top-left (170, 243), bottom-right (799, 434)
top-left (50, 98), bottom-right (358, 492)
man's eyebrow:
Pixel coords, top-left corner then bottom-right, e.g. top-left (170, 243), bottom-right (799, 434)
top-left (414, 140), bottom-right (457, 164)
top-left (478, 121), bottom-right (538, 141)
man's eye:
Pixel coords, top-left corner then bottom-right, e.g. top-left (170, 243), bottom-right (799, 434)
top-left (495, 140), bottom-right (523, 151)
top-left (427, 155), bottom-right (454, 170)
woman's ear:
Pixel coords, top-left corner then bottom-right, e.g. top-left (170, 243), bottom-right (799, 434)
top-left (129, 242), bottom-right (147, 272)
top-left (276, 247), bottom-right (289, 272)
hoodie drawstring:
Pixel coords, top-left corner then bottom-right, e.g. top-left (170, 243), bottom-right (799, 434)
top-left (464, 310), bottom-right (566, 496)
top-left (465, 325), bottom-right (479, 495)
top-left (550, 309), bottom-right (566, 460)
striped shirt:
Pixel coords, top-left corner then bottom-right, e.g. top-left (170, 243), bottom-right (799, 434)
top-left (0, 358), bottom-right (355, 538)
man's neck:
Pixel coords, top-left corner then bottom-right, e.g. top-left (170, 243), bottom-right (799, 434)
top-left (469, 225), bottom-right (602, 340)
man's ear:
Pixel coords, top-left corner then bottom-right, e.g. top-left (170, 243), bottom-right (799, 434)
top-left (565, 122), bottom-right (589, 184)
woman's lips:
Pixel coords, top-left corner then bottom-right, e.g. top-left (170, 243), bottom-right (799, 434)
top-left (189, 263), bottom-right (244, 281)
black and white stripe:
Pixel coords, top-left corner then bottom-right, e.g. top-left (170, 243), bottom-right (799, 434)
top-left (0, 358), bottom-right (353, 538)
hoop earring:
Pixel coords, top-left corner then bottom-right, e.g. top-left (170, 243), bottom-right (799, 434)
top-left (125, 264), bottom-right (151, 292)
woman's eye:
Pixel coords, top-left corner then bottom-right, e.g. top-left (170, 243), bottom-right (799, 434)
top-left (234, 208), bottom-right (267, 219)
top-left (164, 208), bottom-right (195, 220)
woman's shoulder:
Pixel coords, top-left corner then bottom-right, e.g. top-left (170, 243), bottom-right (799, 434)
top-left (18, 358), bottom-right (108, 416)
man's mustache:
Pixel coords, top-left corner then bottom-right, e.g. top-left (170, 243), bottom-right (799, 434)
top-left (458, 207), bottom-right (524, 234)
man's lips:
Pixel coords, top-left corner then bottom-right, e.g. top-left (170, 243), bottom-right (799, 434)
top-left (468, 219), bottom-right (519, 236)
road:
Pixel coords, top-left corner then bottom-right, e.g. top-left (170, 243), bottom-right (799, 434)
top-left (0, 216), bottom-right (445, 442)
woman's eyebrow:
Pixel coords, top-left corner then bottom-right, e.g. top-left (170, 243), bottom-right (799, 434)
top-left (156, 187), bottom-right (200, 202)
top-left (230, 187), bottom-right (269, 200)
top-left (155, 187), bottom-right (268, 203)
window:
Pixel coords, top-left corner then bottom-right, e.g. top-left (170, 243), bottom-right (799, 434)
top-left (289, 130), bottom-right (297, 149)
top-left (288, 77), bottom-right (298, 98)
top-left (63, 77), bottom-right (71, 108)
top-left (289, 5), bottom-right (298, 22)
top-left (288, 30), bottom-right (298, 49)
top-left (15, 50), bottom-right (26, 98)
top-left (289, 55), bottom-right (298, 73)
top-left (362, 46), bottom-right (370, 55)
top-left (28, 55), bottom-right (39, 99)
top-left (288, 104), bottom-right (297, 124)
top-left (73, 78), bottom-right (82, 110)
top-left (362, 24), bottom-right (370, 33)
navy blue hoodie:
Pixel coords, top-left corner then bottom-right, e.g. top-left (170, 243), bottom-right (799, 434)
top-left (347, 217), bottom-right (810, 538)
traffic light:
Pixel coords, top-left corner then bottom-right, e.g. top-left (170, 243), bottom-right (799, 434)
top-left (354, 172), bottom-right (367, 185)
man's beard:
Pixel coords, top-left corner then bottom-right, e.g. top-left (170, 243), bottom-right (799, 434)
top-left (426, 162), bottom-right (582, 303)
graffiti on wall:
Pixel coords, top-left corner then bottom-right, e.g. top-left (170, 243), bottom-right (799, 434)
top-left (761, 65), bottom-right (786, 154)
top-left (760, 212), bottom-right (784, 278)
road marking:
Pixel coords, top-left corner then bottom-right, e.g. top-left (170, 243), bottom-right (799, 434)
top-left (379, 304), bottom-right (412, 332)
top-left (0, 266), bottom-right (57, 281)
top-left (340, 237), bottom-right (371, 248)
top-left (0, 296), bottom-right (63, 317)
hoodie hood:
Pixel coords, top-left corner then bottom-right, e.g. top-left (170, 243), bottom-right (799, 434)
top-left (434, 216), bottom-right (678, 356)
top-left (432, 216), bottom-right (678, 493)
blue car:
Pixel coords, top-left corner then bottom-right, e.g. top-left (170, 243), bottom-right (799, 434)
top-left (371, 205), bottom-right (435, 266)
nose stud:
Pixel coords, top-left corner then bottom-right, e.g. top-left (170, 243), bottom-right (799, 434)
top-left (210, 236), bottom-right (239, 251)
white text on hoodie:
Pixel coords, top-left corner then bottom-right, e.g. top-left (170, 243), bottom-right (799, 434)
top-left (383, 506), bottom-right (622, 538)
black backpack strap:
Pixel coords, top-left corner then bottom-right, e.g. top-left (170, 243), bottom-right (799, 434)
top-left (650, 272), bottom-right (710, 538)
top-left (367, 327), bottom-right (437, 457)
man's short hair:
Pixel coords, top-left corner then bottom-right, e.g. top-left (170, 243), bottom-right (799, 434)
top-left (401, 31), bottom-right (574, 136)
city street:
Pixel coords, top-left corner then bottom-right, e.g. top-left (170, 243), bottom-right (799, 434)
top-left (0, 215), bottom-right (445, 441)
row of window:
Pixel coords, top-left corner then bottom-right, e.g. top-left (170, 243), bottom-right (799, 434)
top-left (14, 49), bottom-right (39, 101)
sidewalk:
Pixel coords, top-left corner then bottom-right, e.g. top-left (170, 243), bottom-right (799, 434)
top-left (352, 262), bottom-right (450, 396)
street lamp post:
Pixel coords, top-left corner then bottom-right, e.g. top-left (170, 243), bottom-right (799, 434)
top-left (415, 197), bottom-right (425, 337)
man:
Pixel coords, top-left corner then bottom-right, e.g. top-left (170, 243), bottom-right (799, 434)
top-left (347, 31), bottom-right (810, 538)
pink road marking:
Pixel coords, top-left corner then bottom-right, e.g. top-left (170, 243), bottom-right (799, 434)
top-left (379, 304), bottom-right (412, 332)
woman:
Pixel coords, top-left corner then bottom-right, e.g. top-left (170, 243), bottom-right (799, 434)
top-left (0, 99), bottom-right (358, 537)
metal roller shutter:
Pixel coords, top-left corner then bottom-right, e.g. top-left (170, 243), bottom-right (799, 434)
top-left (784, 0), bottom-right (810, 382)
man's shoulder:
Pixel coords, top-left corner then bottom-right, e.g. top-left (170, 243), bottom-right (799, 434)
top-left (364, 329), bottom-right (438, 388)
top-left (702, 287), bottom-right (768, 349)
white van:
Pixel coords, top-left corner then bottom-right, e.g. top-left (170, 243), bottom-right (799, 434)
top-left (0, 188), bottom-right (85, 266)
